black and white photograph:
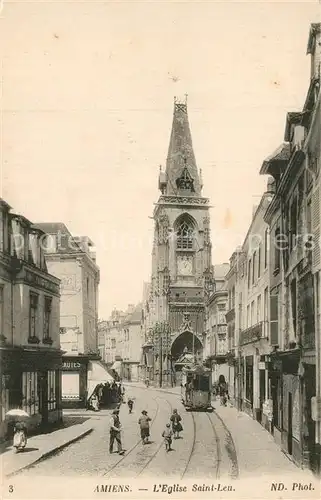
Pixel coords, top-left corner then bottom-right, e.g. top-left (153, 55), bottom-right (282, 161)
top-left (0, 0), bottom-right (320, 498)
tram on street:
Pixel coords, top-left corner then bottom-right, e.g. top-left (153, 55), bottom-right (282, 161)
top-left (181, 364), bottom-right (213, 412)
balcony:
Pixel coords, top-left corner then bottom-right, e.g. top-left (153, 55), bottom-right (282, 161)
top-left (240, 321), bottom-right (263, 345)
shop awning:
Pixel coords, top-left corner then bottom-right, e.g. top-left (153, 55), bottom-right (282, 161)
top-left (87, 360), bottom-right (115, 400)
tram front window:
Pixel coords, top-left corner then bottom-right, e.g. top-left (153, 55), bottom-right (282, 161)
top-left (198, 377), bottom-right (210, 391)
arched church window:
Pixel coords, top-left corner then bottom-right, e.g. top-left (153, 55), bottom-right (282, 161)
top-left (177, 221), bottom-right (194, 250)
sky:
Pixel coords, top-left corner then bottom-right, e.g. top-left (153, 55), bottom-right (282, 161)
top-left (0, 0), bottom-right (319, 318)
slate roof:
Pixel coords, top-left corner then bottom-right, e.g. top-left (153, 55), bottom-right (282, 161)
top-left (35, 222), bottom-right (84, 254)
top-left (165, 102), bottom-right (201, 196)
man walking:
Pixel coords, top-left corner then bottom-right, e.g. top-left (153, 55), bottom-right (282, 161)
top-left (138, 410), bottom-right (151, 444)
top-left (109, 409), bottom-right (124, 454)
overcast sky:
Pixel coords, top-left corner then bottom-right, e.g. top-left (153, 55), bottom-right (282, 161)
top-left (1, 0), bottom-right (319, 317)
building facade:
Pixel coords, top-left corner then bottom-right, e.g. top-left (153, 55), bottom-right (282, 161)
top-left (142, 98), bottom-right (214, 386)
top-left (35, 223), bottom-right (101, 408)
top-left (100, 305), bottom-right (143, 382)
top-left (259, 22), bottom-right (320, 473)
top-left (0, 200), bottom-right (63, 439)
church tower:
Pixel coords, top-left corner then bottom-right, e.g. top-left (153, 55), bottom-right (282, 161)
top-left (148, 98), bottom-right (214, 386)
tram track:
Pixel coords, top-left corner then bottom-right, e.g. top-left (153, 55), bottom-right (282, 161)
top-left (102, 396), bottom-right (160, 477)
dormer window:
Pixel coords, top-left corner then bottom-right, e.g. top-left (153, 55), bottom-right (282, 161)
top-left (176, 164), bottom-right (195, 192)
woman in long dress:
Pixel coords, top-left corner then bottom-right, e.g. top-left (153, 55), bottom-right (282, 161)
top-left (170, 409), bottom-right (183, 439)
top-left (13, 421), bottom-right (27, 453)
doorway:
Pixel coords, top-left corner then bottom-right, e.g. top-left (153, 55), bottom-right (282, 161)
top-left (288, 392), bottom-right (293, 455)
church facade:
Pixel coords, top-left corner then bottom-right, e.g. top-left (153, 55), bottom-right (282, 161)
top-left (142, 99), bottom-right (214, 386)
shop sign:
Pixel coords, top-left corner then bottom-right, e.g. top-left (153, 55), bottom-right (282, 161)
top-left (258, 362), bottom-right (266, 370)
top-left (311, 396), bottom-right (321, 422)
top-left (25, 270), bottom-right (59, 295)
top-left (63, 361), bottom-right (81, 370)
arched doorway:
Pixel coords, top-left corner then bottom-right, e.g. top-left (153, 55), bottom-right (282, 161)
top-left (170, 331), bottom-right (203, 385)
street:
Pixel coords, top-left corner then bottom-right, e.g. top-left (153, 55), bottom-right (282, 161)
top-left (17, 386), bottom-right (300, 479)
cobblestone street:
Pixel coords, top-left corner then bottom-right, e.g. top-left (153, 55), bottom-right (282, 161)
top-left (14, 386), bottom-right (305, 479)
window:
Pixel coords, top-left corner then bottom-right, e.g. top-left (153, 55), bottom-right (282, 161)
top-left (48, 371), bottom-right (56, 411)
top-left (264, 229), bottom-right (269, 268)
top-left (306, 197), bottom-right (312, 235)
top-left (43, 297), bottom-right (52, 340)
top-left (290, 197), bottom-right (298, 251)
top-left (111, 339), bottom-right (116, 349)
top-left (274, 228), bottom-right (280, 272)
top-left (86, 277), bottom-right (89, 298)
top-left (245, 356), bottom-right (253, 405)
top-left (22, 372), bottom-right (39, 415)
top-left (248, 259), bottom-right (251, 288)
top-left (0, 286), bottom-right (3, 335)
top-left (290, 279), bottom-right (297, 336)
top-left (239, 293), bottom-right (242, 330)
top-left (258, 245), bottom-right (261, 278)
top-left (251, 301), bottom-right (255, 326)
top-left (29, 293), bottom-right (39, 339)
top-left (176, 221), bottom-right (194, 250)
top-left (252, 252), bottom-right (256, 285)
top-left (257, 295), bottom-right (261, 323)
top-left (270, 290), bottom-right (279, 345)
top-left (247, 305), bottom-right (250, 328)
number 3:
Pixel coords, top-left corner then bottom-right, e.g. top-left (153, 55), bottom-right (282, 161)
top-left (9, 485), bottom-right (14, 493)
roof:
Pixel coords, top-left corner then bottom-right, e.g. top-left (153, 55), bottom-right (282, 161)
top-left (307, 23), bottom-right (321, 54)
top-left (35, 222), bottom-right (86, 255)
top-left (213, 263), bottom-right (229, 280)
top-left (164, 99), bottom-right (201, 196)
top-left (123, 303), bottom-right (143, 324)
top-left (260, 143), bottom-right (291, 175)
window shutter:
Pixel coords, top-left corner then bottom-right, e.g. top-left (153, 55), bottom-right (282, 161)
top-left (270, 293), bottom-right (279, 346)
top-left (312, 186), bottom-right (320, 271)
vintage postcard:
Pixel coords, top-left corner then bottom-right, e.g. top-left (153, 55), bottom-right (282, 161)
top-left (0, 0), bottom-right (320, 499)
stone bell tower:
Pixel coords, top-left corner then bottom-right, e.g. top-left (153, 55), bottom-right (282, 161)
top-left (148, 97), bottom-right (213, 385)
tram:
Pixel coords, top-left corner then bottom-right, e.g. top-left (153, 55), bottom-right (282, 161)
top-left (181, 364), bottom-right (213, 412)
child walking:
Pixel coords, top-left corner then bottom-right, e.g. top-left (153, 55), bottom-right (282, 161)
top-left (162, 423), bottom-right (173, 452)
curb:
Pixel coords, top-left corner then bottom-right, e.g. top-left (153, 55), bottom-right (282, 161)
top-left (6, 427), bottom-right (93, 478)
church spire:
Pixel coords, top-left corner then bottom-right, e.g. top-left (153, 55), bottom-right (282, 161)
top-left (160, 97), bottom-right (201, 197)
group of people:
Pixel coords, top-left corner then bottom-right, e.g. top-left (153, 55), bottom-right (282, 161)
top-left (108, 403), bottom-right (184, 455)
top-left (88, 382), bottom-right (125, 411)
top-left (213, 375), bottom-right (229, 407)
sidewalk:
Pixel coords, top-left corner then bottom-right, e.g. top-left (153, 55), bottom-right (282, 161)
top-left (1, 419), bottom-right (93, 478)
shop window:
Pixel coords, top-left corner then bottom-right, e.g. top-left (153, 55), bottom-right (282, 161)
top-left (48, 371), bottom-right (56, 411)
top-left (22, 372), bottom-right (39, 415)
top-left (29, 293), bottom-right (39, 341)
top-left (245, 357), bottom-right (253, 406)
top-left (43, 297), bottom-right (52, 341)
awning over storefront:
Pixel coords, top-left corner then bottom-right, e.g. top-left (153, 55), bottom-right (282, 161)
top-left (87, 360), bottom-right (114, 400)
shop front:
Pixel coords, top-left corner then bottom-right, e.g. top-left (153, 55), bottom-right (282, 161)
top-left (0, 346), bottom-right (63, 439)
top-left (61, 355), bottom-right (88, 408)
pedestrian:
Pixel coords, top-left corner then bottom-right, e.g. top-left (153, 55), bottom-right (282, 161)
top-left (109, 409), bottom-right (124, 455)
top-left (170, 409), bottom-right (183, 439)
top-left (162, 423), bottom-right (173, 452)
top-left (91, 394), bottom-right (100, 411)
top-left (13, 421), bottom-right (27, 453)
top-left (138, 410), bottom-right (151, 445)
top-left (127, 398), bottom-right (134, 414)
